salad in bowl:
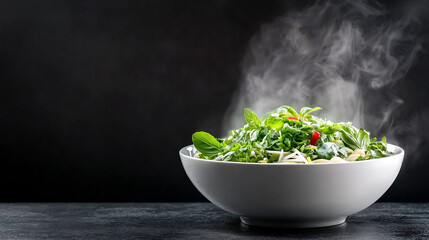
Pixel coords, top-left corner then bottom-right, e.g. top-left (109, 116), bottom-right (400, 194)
top-left (180, 106), bottom-right (403, 228)
top-left (191, 106), bottom-right (390, 164)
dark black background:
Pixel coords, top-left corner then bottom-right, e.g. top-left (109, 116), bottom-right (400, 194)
top-left (1, 0), bottom-right (428, 202)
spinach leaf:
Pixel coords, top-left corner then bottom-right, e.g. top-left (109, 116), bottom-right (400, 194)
top-left (244, 108), bottom-right (261, 126)
top-left (316, 142), bottom-right (341, 159)
top-left (192, 131), bottom-right (222, 157)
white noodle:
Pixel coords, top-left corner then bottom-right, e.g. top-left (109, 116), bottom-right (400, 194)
top-left (277, 149), bottom-right (307, 163)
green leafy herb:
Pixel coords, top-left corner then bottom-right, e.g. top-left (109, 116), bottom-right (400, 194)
top-left (339, 131), bottom-right (359, 150)
top-left (316, 142), bottom-right (346, 159)
top-left (244, 108), bottom-right (261, 126)
top-left (299, 107), bottom-right (322, 118)
top-left (357, 129), bottom-right (370, 149)
top-left (263, 116), bottom-right (284, 130)
top-left (284, 106), bottom-right (299, 117)
top-left (339, 125), bottom-right (370, 150)
top-left (191, 106), bottom-right (392, 162)
top-left (367, 137), bottom-right (390, 158)
top-left (192, 131), bottom-right (222, 157)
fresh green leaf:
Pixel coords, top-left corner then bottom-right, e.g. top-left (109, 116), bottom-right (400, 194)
top-left (263, 116), bottom-right (284, 130)
top-left (299, 107), bottom-right (322, 118)
top-left (382, 136), bottom-right (387, 145)
top-left (316, 142), bottom-right (340, 159)
top-left (319, 123), bottom-right (341, 134)
top-left (284, 106), bottom-right (299, 117)
top-left (369, 149), bottom-right (386, 158)
top-left (244, 108), bottom-right (261, 126)
top-left (338, 125), bottom-right (370, 150)
top-left (357, 129), bottom-right (370, 150)
top-left (340, 124), bottom-right (357, 135)
top-left (282, 124), bottom-right (301, 134)
top-left (191, 106), bottom-right (391, 162)
top-left (192, 131), bottom-right (222, 157)
top-left (367, 137), bottom-right (390, 158)
top-left (261, 105), bottom-right (294, 121)
top-left (339, 131), bottom-right (359, 150)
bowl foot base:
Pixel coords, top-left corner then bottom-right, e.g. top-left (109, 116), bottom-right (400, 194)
top-left (240, 216), bottom-right (347, 228)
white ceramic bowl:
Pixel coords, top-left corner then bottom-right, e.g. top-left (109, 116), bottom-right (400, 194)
top-left (179, 144), bottom-right (404, 228)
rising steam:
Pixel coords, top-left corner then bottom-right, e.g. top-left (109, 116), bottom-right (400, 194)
top-left (223, 0), bottom-right (423, 150)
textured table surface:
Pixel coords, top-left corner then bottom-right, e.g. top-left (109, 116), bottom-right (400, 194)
top-left (0, 203), bottom-right (427, 239)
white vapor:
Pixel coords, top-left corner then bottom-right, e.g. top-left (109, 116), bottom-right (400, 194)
top-left (223, 0), bottom-right (423, 148)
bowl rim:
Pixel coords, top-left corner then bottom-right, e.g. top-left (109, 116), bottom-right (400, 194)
top-left (179, 143), bottom-right (404, 166)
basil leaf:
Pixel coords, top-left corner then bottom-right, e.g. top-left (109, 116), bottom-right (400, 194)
top-left (341, 124), bottom-right (357, 135)
top-left (339, 131), bottom-right (360, 150)
top-left (263, 116), bottom-right (284, 130)
top-left (319, 123), bottom-right (341, 134)
top-left (244, 108), bottom-right (261, 126)
top-left (357, 128), bottom-right (370, 149)
top-left (192, 131), bottom-right (222, 157)
top-left (284, 106), bottom-right (299, 117)
top-left (299, 107), bottom-right (322, 118)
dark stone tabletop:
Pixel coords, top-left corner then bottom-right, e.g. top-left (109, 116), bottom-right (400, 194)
top-left (0, 203), bottom-right (427, 239)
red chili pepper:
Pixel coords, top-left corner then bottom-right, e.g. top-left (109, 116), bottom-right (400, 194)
top-left (287, 117), bottom-right (299, 121)
top-left (310, 130), bottom-right (321, 145)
